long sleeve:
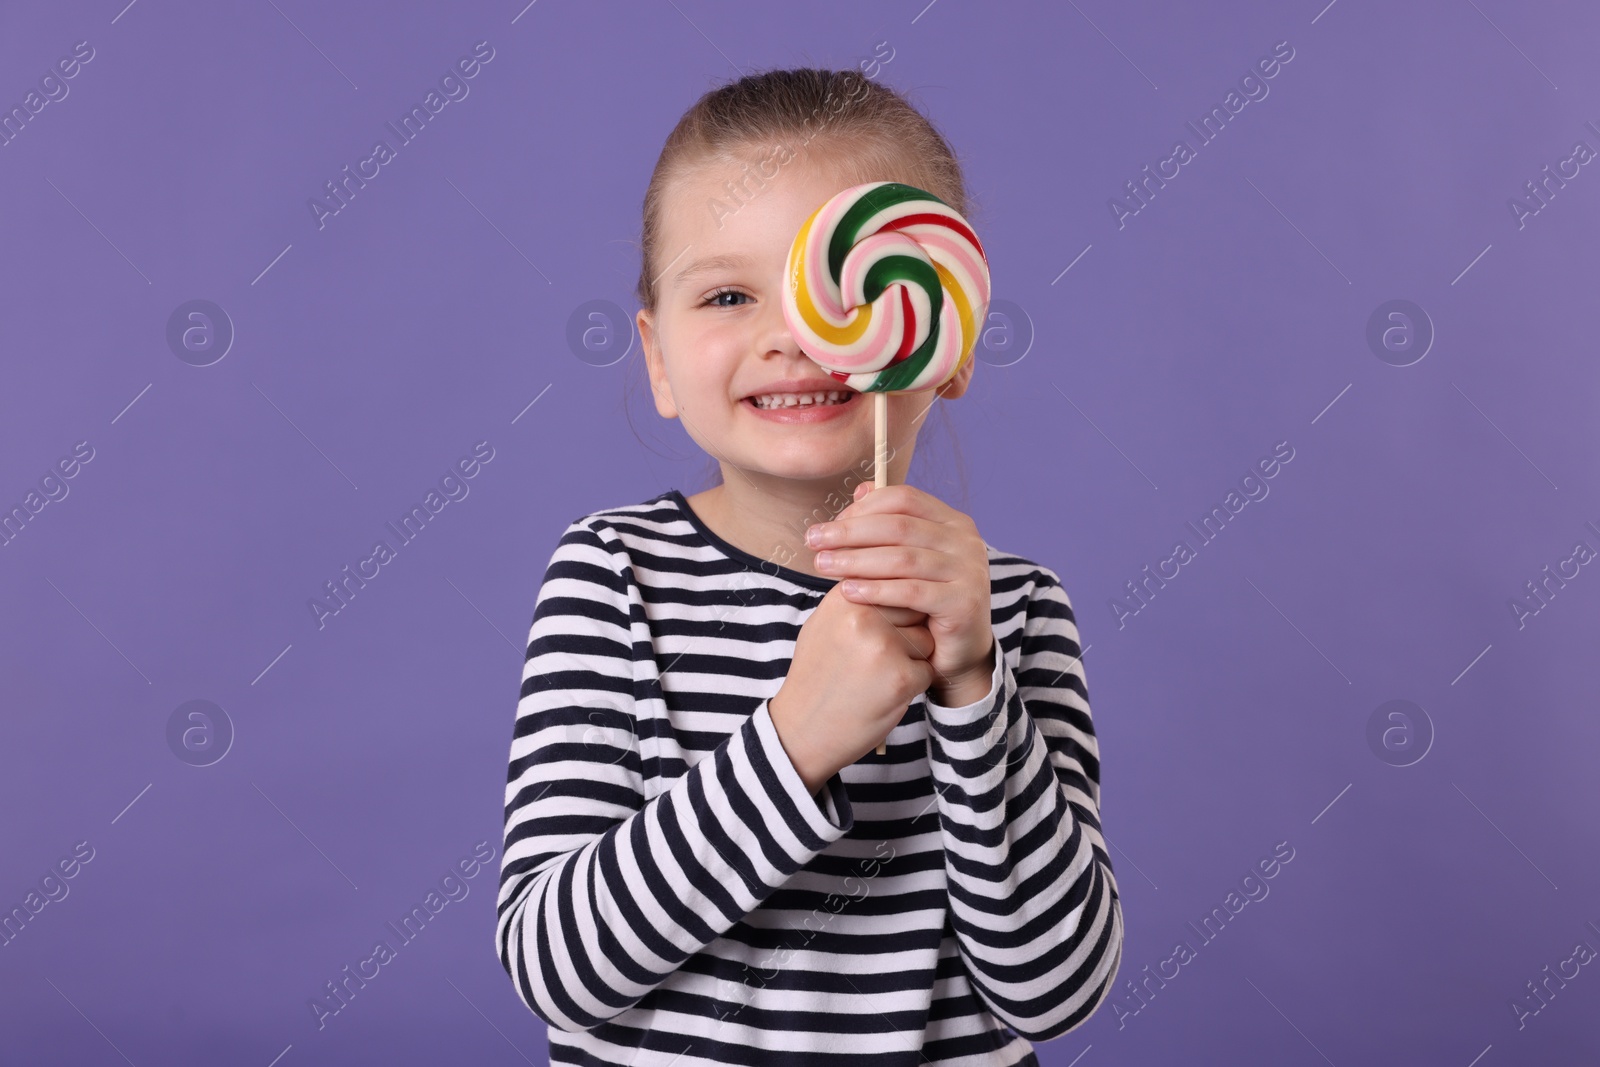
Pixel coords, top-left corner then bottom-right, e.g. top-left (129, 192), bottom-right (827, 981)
top-left (922, 566), bottom-right (1123, 1041)
top-left (495, 519), bottom-right (855, 1033)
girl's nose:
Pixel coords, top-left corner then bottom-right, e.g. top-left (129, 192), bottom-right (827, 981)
top-left (757, 297), bottom-right (801, 359)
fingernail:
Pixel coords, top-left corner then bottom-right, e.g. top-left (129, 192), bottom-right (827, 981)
top-left (814, 551), bottom-right (833, 568)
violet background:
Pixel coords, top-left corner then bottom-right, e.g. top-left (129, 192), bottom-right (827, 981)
top-left (2, 0), bottom-right (1597, 1063)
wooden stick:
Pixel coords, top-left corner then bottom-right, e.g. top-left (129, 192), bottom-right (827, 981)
top-left (874, 391), bottom-right (888, 490)
top-left (875, 391), bottom-right (888, 756)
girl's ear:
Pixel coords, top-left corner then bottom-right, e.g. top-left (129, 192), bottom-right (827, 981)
top-left (637, 308), bottom-right (679, 419)
top-left (934, 354), bottom-right (977, 400)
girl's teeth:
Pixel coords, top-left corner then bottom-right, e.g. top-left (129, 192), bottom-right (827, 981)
top-left (751, 391), bottom-right (851, 409)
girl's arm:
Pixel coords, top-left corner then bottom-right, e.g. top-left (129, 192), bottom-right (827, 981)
top-left (923, 566), bottom-right (1124, 1041)
top-left (495, 519), bottom-right (855, 1033)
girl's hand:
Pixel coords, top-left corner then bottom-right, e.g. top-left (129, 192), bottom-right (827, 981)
top-left (808, 482), bottom-right (996, 708)
top-left (768, 582), bottom-right (937, 793)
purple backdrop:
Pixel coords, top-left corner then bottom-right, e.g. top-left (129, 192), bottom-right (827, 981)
top-left (3, 0), bottom-right (1597, 1063)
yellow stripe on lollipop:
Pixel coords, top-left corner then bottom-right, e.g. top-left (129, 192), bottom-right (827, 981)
top-left (933, 258), bottom-right (978, 378)
top-left (787, 204), bottom-right (874, 350)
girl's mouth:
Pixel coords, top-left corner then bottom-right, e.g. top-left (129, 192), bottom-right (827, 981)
top-left (742, 389), bottom-right (859, 423)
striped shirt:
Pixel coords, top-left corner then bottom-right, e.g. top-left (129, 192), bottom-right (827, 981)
top-left (496, 488), bottom-right (1122, 1064)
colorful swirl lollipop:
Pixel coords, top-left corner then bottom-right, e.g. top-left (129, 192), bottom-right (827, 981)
top-left (783, 181), bottom-right (991, 395)
top-left (784, 182), bottom-right (990, 754)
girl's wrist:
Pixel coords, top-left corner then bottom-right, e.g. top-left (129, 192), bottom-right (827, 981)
top-left (768, 690), bottom-right (831, 796)
top-left (929, 639), bottom-right (997, 708)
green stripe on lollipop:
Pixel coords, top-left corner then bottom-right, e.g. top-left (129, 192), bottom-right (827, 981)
top-left (826, 182), bottom-right (938, 280)
top-left (865, 317), bottom-right (941, 391)
top-left (850, 247), bottom-right (942, 393)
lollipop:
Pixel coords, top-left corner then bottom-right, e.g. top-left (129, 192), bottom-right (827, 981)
top-left (782, 181), bottom-right (991, 752)
top-left (784, 180), bottom-right (990, 399)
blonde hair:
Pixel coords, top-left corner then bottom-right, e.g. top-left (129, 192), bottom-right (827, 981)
top-left (634, 66), bottom-right (974, 313)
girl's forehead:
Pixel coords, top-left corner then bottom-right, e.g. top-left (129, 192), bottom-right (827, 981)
top-left (663, 154), bottom-right (875, 263)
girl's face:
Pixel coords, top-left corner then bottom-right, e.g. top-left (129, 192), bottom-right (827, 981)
top-left (637, 153), bottom-right (973, 488)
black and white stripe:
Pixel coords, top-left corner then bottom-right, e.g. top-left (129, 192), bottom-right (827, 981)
top-left (496, 489), bottom-right (1122, 1064)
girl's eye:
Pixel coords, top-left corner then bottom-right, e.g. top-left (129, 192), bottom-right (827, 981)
top-left (702, 287), bottom-right (750, 308)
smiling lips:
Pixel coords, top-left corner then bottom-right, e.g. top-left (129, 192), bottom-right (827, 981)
top-left (746, 389), bottom-right (854, 410)
top-left (741, 388), bottom-right (859, 422)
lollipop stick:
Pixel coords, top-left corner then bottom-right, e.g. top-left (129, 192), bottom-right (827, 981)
top-left (874, 390), bottom-right (889, 756)
top-left (874, 391), bottom-right (888, 489)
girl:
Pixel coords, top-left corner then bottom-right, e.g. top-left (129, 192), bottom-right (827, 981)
top-left (496, 67), bottom-right (1122, 1065)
